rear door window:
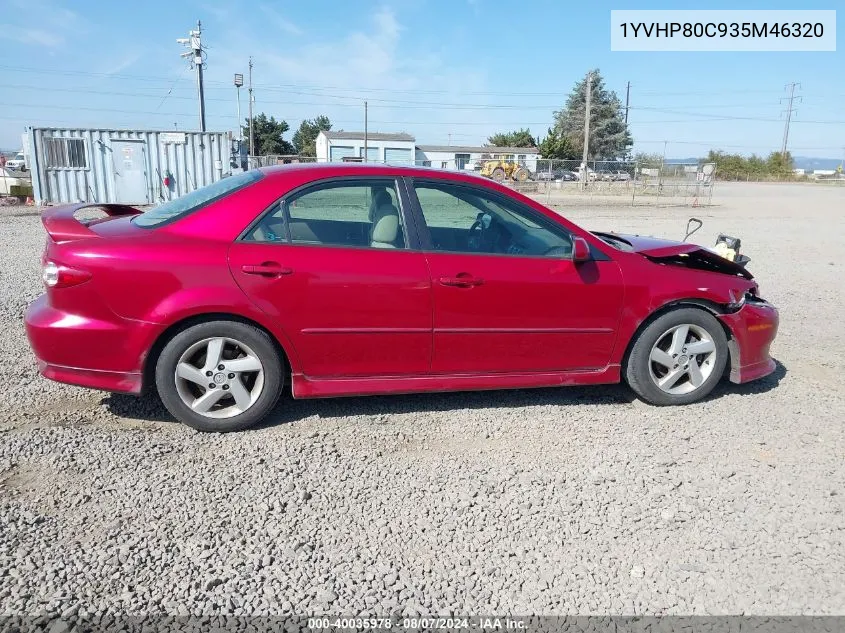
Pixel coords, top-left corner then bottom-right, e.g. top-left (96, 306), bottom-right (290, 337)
top-left (245, 179), bottom-right (407, 250)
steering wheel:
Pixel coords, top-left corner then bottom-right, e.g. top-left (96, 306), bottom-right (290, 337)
top-left (467, 212), bottom-right (490, 252)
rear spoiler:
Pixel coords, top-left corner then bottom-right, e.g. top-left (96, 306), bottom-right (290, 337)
top-left (42, 203), bottom-right (141, 243)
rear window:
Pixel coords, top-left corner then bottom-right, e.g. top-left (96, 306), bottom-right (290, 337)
top-left (133, 170), bottom-right (263, 228)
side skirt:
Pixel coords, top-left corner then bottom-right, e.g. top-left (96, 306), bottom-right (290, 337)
top-left (291, 365), bottom-right (621, 399)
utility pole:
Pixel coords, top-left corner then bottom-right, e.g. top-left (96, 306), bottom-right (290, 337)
top-left (248, 57), bottom-right (255, 157)
top-left (581, 72), bottom-right (593, 185)
top-left (780, 82), bottom-right (801, 158)
top-left (364, 101), bottom-right (368, 162)
top-left (624, 81), bottom-right (631, 125)
top-left (177, 21), bottom-right (206, 132)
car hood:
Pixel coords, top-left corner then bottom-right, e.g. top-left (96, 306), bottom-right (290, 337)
top-left (593, 231), bottom-right (754, 279)
top-left (608, 233), bottom-right (700, 257)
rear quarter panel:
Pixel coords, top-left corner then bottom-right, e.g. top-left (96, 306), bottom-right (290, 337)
top-left (79, 232), bottom-right (302, 372)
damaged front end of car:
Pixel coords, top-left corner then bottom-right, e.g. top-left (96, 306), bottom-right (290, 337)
top-left (591, 227), bottom-right (779, 385)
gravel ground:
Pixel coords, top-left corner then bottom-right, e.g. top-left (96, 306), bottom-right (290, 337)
top-left (1, 182), bottom-right (844, 617)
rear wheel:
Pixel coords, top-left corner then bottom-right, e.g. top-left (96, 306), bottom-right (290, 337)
top-left (155, 321), bottom-right (283, 432)
top-left (625, 307), bottom-right (727, 406)
top-left (491, 167), bottom-right (506, 182)
top-left (514, 168), bottom-right (530, 182)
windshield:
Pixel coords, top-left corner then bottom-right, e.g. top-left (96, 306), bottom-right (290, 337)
top-left (133, 170), bottom-right (263, 228)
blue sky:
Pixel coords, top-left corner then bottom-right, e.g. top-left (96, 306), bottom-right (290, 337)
top-left (0, 0), bottom-right (842, 158)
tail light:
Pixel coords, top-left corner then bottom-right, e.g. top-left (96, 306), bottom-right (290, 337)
top-left (42, 260), bottom-right (91, 289)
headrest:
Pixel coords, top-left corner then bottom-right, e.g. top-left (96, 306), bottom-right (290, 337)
top-left (373, 190), bottom-right (393, 208)
top-left (371, 212), bottom-right (399, 244)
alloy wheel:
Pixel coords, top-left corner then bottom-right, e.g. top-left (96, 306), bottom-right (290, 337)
top-left (647, 323), bottom-right (717, 396)
top-left (174, 337), bottom-right (265, 419)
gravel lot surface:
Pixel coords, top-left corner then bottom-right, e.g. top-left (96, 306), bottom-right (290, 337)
top-left (1, 183), bottom-right (844, 616)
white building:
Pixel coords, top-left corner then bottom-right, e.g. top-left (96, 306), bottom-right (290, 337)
top-left (415, 145), bottom-right (539, 173)
top-left (315, 131), bottom-right (540, 172)
top-left (316, 131), bottom-right (416, 163)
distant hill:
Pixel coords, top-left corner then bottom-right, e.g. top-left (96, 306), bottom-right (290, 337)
top-left (792, 156), bottom-right (843, 171)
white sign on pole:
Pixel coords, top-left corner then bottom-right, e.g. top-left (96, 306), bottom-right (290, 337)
top-left (161, 132), bottom-right (187, 144)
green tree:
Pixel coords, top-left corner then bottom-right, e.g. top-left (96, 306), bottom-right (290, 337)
top-left (242, 113), bottom-right (294, 155)
top-left (632, 152), bottom-right (663, 167)
top-left (538, 127), bottom-right (578, 159)
top-left (766, 151), bottom-right (794, 176)
top-left (552, 70), bottom-right (632, 160)
top-left (486, 128), bottom-right (537, 148)
top-left (292, 115), bottom-right (332, 157)
top-left (703, 149), bottom-right (795, 181)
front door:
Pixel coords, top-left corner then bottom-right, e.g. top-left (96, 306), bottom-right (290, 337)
top-left (111, 140), bottom-right (148, 204)
top-left (229, 178), bottom-right (432, 378)
top-left (409, 179), bottom-right (624, 374)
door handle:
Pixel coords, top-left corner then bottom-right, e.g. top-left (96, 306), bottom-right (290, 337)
top-left (241, 263), bottom-right (293, 277)
top-left (438, 273), bottom-right (484, 288)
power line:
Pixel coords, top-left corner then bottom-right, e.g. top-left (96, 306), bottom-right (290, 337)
top-left (635, 139), bottom-right (843, 151)
top-left (628, 105), bottom-right (843, 124)
top-left (0, 64), bottom-right (565, 96)
top-left (4, 63), bottom-right (845, 102)
top-left (2, 84), bottom-right (820, 115)
top-left (5, 100), bottom-right (844, 129)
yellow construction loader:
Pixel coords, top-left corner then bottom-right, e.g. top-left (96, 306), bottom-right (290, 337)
top-left (479, 159), bottom-right (531, 182)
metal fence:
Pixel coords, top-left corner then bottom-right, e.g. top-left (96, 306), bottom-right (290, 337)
top-left (243, 155), bottom-right (717, 207)
top-left (716, 170), bottom-right (845, 183)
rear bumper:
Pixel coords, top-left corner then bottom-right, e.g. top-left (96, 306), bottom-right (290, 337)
top-left (25, 294), bottom-right (157, 395)
top-left (719, 300), bottom-right (779, 384)
top-left (37, 361), bottom-right (142, 394)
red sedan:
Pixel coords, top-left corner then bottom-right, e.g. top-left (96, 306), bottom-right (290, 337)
top-left (25, 164), bottom-right (778, 432)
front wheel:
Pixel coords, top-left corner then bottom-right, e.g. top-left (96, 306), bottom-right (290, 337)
top-left (155, 320), bottom-right (283, 432)
top-left (625, 307), bottom-right (728, 406)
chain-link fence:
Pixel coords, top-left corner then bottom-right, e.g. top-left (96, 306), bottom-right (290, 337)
top-left (240, 154), bottom-right (717, 207)
top-left (488, 159), bottom-right (715, 208)
top-left (246, 155), bottom-right (319, 169)
top-left (715, 169), bottom-right (845, 183)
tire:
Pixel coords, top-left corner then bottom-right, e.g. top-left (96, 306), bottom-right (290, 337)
top-left (625, 307), bottom-right (728, 406)
top-left (514, 168), bottom-right (530, 182)
top-left (155, 320), bottom-right (283, 432)
top-left (491, 167), bottom-right (506, 182)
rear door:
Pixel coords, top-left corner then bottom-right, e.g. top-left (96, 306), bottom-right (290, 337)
top-left (228, 177), bottom-right (432, 378)
top-left (407, 179), bottom-right (624, 374)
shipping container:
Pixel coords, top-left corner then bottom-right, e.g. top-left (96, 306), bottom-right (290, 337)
top-left (27, 127), bottom-right (233, 205)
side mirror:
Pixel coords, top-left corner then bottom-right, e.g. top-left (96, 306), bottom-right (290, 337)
top-left (572, 236), bottom-right (592, 263)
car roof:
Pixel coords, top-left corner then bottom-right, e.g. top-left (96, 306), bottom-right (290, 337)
top-left (258, 162), bottom-right (491, 183)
